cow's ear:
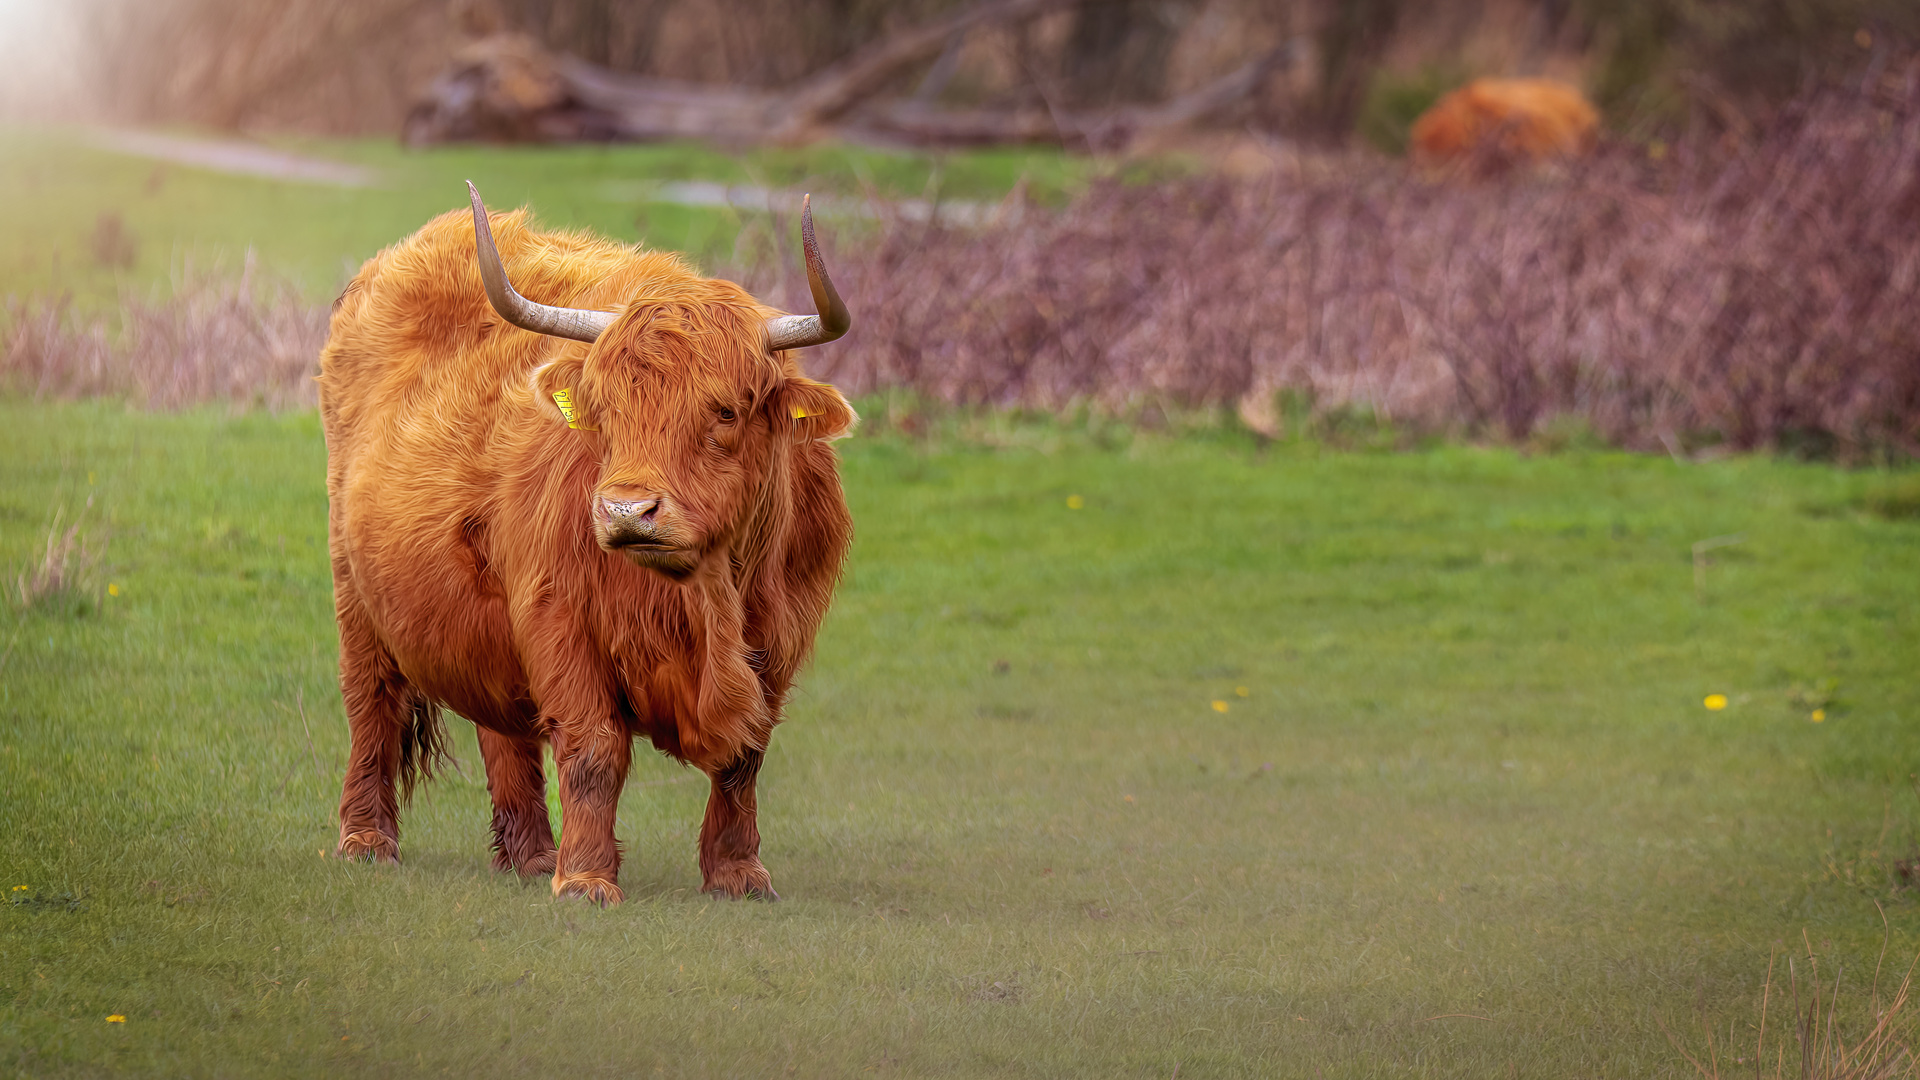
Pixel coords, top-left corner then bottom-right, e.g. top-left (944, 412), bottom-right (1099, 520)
top-left (778, 377), bottom-right (856, 441)
top-left (530, 358), bottom-right (589, 428)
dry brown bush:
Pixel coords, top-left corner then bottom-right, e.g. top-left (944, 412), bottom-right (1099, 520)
top-left (1, 263), bottom-right (326, 411)
top-left (1661, 930), bottom-right (1919, 1080)
top-left (768, 68), bottom-right (1920, 458)
top-left (13, 498), bottom-right (107, 616)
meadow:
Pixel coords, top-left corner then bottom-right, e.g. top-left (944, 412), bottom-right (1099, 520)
top-left (3, 398), bottom-right (1918, 1077)
top-left (4, 117), bottom-right (1920, 1076)
top-left (0, 124), bottom-right (1083, 308)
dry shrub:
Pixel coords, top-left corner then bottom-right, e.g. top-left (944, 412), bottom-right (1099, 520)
top-left (781, 68), bottom-right (1920, 457)
top-left (1662, 933), bottom-right (1919, 1080)
top-left (14, 498), bottom-right (106, 615)
top-left (89, 212), bottom-right (138, 270)
top-left (1, 262), bottom-right (325, 411)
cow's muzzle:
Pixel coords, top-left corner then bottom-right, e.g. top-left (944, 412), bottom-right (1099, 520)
top-left (595, 494), bottom-right (697, 579)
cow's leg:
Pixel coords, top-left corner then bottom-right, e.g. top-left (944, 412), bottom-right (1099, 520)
top-left (549, 716), bottom-right (631, 906)
top-left (334, 597), bottom-right (409, 863)
top-left (477, 728), bottom-right (556, 877)
top-left (700, 748), bottom-right (775, 900)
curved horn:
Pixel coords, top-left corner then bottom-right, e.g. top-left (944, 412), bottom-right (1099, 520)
top-left (467, 181), bottom-right (617, 344)
top-left (766, 194), bottom-right (852, 351)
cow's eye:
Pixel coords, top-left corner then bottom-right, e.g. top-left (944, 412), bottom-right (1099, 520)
top-left (717, 406), bottom-right (737, 422)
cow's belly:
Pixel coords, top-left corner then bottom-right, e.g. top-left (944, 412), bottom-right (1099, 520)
top-left (337, 470), bottom-right (540, 738)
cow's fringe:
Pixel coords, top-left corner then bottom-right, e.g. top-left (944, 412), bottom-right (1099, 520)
top-left (397, 695), bottom-right (451, 804)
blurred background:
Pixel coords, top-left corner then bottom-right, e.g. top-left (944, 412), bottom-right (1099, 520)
top-left (4, 0), bottom-right (1916, 142)
top-left (1, 0), bottom-right (1916, 456)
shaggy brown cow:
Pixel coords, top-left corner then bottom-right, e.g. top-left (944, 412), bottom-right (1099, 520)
top-left (1409, 77), bottom-right (1598, 171)
top-left (318, 183), bottom-right (855, 905)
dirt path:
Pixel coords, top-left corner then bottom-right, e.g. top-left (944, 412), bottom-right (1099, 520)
top-left (605, 179), bottom-right (990, 224)
top-left (83, 129), bottom-right (997, 222)
top-left (89, 130), bottom-right (377, 187)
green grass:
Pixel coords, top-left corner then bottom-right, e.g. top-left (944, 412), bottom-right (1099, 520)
top-left (3, 400), bottom-right (1918, 1077)
top-left (0, 126), bottom-right (1084, 309)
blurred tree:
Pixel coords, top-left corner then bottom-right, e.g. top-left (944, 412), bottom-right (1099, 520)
top-left (46, 0), bottom-right (1919, 140)
top-left (80, 0), bottom-right (454, 133)
top-left (1061, 0), bottom-right (1195, 107)
top-left (519, 0), bottom-right (626, 68)
top-left (1312, 0), bottom-right (1404, 136)
top-left (1577, 0), bottom-right (1920, 130)
top-left (490, 0), bottom-right (962, 86)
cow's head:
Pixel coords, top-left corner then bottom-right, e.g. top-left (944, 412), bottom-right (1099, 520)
top-left (468, 182), bottom-right (854, 581)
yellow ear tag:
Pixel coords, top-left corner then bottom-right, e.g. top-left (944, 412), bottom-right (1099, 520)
top-left (552, 388), bottom-right (596, 431)
top-left (792, 406), bottom-right (814, 419)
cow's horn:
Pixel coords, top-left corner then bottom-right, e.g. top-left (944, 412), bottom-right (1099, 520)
top-left (765, 194), bottom-right (851, 351)
top-left (467, 181), bottom-right (617, 344)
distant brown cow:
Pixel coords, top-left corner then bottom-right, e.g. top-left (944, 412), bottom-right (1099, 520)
top-left (318, 184), bottom-right (855, 905)
top-left (1409, 77), bottom-right (1598, 170)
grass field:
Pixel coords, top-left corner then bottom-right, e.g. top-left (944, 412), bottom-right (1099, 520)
top-left (3, 399), bottom-right (1918, 1076)
top-left (0, 126), bottom-right (1083, 309)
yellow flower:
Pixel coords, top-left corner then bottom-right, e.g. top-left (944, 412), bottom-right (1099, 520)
top-left (1235, 686), bottom-right (1250, 698)
top-left (1066, 495), bottom-right (1085, 510)
top-left (1211, 700), bottom-right (1229, 713)
top-left (11, 885), bottom-right (25, 891)
top-left (1811, 710), bottom-right (1826, 723)
top-left (1703, 694), bottom-right (1728, 711)
top-left (107, 583), bottom-right (120, 597)
top-left (106, 1015), bottom-right (125, 1023)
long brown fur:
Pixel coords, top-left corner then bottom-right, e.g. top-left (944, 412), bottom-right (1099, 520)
top-left (318, 205), bottom-right (855, 904)
top-left (1409, 77), bottom-right (1599, 172)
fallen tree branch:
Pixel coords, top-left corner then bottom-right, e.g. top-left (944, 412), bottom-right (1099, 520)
top-left (404, 0), bottom-right (1294, 151)
top-left (839, 45), bottom-right (1300, 148)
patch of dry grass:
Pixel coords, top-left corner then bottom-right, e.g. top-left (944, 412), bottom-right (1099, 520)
top-left (1664, 926), bottom-right (1919, 1080)
top-left (770, 66), bottom-right (1920, 459)
top-left (1, 259), bottom-right (324, 410)
top-left (12, 495), bottom-right (105, 614)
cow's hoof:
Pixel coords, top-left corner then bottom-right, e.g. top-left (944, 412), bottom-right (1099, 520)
top-left (492, 848), bottom-right (558, 878)
top-left (702, 858), bottom-right (777, 901)
top-left (552, 873), bottom-right (623, 908)
top-left (337, 829), bottom-right (398, 864)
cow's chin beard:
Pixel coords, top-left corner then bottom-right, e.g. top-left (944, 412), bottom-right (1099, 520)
top-left (609, 543), bottom-right (701, 581)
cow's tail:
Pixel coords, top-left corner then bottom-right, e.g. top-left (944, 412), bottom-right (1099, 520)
top-left (398, 694), bottom-right (452, 804)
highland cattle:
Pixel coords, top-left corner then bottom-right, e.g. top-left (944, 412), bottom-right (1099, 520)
top-left (1409, 77), bottom-right (1599, 171)
top-left (317, 183), bottom-right (855, 905)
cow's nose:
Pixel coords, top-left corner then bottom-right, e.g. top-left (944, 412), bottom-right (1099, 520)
top-left (599, 493), bottom-right (675, 548)
top-left (600, 495), bottom-right (660, 523)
